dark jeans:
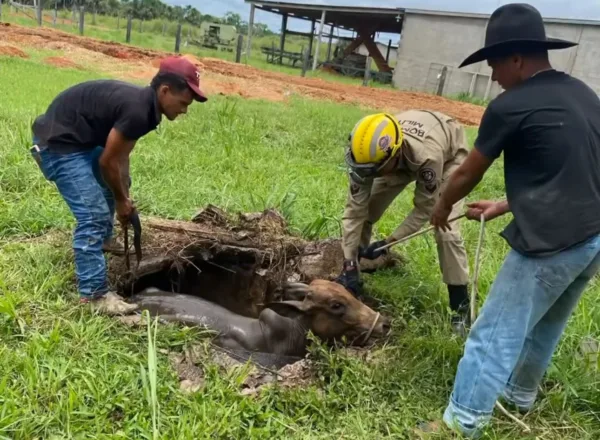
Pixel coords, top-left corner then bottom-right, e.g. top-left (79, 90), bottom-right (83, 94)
top-left (31, 141), bottom-right (129, 298)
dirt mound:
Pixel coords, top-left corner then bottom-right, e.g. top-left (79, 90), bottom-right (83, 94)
top-left (0, 45), bottom-right (28, 58)
top-left (107, 205), bottom-right (397, 318)
top-left (43, 56), bottom-right (82, 69)
top-left (0, 23), bottom-right (486, 126)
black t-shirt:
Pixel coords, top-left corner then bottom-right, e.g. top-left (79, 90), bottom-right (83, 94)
top-left (475, 69), bottom-right (600, 256)
top-left (32, 79), bottom-right (162, 153)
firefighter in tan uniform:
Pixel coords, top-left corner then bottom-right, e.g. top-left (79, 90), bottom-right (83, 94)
top-left (335, 110), bottom-right (471, 335)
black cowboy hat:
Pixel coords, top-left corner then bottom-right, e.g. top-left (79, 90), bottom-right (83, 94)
top-left (459, 3), bottom-right (578, 68)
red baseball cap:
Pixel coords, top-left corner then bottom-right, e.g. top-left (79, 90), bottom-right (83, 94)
top-left (158, 56), bottom-right (208, 102)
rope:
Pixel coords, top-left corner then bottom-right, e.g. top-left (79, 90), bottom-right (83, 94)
top-left (470, 214), bottom-right (531, 433)
top-left (363, 312), bottom-right (381, 345)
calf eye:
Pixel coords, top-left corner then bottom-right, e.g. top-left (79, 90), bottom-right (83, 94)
top-left (330, 302), bottom-right (345, 314)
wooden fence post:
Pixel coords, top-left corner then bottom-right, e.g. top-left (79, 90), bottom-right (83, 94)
top-left (363, 56), bottom-right (372, 86)
top-left (235, 34), bottom-right (243, 63)
top-left (301, 47), bottom-right (310, 77)
top-left (436, 66), bottom-right (448, 96)
top-left (125, 15), bottom-right (132, 43)
top-left (175, 23), bottom-right (182, 53)
top-left (78, 5), bottom-right (84, 35)
top-left (37, 0), bottom-right (42, 26)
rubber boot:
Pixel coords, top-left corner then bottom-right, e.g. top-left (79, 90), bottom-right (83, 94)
top-left (447, 284), bottom-right (470, 337)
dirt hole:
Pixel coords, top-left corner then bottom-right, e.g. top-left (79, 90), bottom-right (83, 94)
top-left (122, 248), bottom-right (273, 318)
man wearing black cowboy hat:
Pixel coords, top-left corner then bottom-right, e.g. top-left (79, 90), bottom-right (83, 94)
top-left (420, 3), bottom-right (600, 438)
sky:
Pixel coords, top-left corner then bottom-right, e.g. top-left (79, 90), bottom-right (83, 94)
top-left (169, 0), bottom-right (600, 43)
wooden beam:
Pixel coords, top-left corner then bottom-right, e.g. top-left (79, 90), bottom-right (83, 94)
top-left (279, 13), bottom-right (288, 64)
top-left (246, 3), bottom-right (255, 63)
top-left (312, 10), bottom-right (326, 71)
top-left (307, 20), bottom-right (315, 57)
top-left (326, 24), bottom-right (334, 61)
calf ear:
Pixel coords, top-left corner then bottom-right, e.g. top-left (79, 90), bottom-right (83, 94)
top-left (282, 282), bottom-right (310, 301)
top-left (263, 300), bottom-right (308, 319)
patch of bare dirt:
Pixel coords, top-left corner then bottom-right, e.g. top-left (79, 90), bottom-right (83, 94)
top-left (44, 56), bottom-right (82, 69)
top-left (0, 44), bottom-right (28, 58)
top-left (0, 23), bottom-right (486, 125)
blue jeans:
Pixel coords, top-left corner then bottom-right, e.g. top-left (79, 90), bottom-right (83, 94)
top-left (32, 141), bottom-right (124, 298)
top-left (443, 232), bottom-right (600, 438)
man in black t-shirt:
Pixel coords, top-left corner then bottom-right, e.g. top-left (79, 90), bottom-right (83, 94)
top-left (419, 4), bottom-right (600, 438)
top-left (31, 56), bottom-right (207, 315)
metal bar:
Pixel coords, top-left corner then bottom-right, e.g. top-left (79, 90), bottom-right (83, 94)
top-left (312, 9), bottom-right (326, 71)
top-left (245, 3), bottom-right (255, 63)
top-left (483, 75), bottom-right (492, 101)
top-left (301, 46), bottom-right (310, 77)
top-left (373, 214), bottom-right (466, 253)
top-left (436, 65), bottom-right (448, 96)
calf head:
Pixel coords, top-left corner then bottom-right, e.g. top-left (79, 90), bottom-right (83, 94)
top-left (265, 279), bottom-right (391, 345)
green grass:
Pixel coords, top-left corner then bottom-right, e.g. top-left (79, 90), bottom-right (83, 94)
top-left (1, 53), bottom-right (599, 439)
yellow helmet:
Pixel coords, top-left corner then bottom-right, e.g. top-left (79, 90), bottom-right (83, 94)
top-left (349, 113), bottom-right (403, 164)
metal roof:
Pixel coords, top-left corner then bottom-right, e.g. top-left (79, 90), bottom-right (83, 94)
top-left (405, 8), bottom-right (600, 27)
top-left (244, 1), bottom-right (404, 34)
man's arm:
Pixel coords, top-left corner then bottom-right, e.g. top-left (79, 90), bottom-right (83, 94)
top-left (431, 148), bottom-right (493, 230)
top-left (99, 128), bottom-right (136, 204)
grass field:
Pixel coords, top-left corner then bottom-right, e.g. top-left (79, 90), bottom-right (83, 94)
top-left (0, 51), bottom-right (599, 439)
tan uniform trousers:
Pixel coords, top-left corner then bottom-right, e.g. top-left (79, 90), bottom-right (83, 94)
top-left (359, 123), bottom-right (470, 286)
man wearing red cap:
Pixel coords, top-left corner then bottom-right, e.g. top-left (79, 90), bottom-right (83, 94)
top-left (30, 56), bottom-right (207, 314)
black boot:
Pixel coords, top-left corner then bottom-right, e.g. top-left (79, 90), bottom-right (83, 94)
top-left (447, 284), bottom-right (471, 337)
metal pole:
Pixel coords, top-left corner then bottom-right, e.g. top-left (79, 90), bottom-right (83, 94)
top-left (37, 0), bottom-right (42, 26)
top-left (53, 0), bottom-right (57, 27)
top-left (0, 0), bottom-right (3, 22)
top-left (312, 9), bottom-right (326, 71)
top-left (126, 15), bottom-right (132, 43)
top-left (235, 34), bottom-right (243, 63)
top-left (175, 23), bottom-right (182, 53)
top-left (245, 3), bottom-right (255, 63)
top-left (78, 5), bottom-right (84, 35)
top-left (363, 56), bottom-right (372, 86)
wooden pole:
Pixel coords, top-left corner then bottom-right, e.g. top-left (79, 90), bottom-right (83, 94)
top-left (175, 22), bottom-right (182, 53)
top-left (279, 13), bottom-right (287, 65)
top-left (307, 19), bottom-right (315, 58)
top-left (78, 5), bottom-right (84, 35)
top-left (363, 56), bottom-right (372, 86)
top-left (245, 3), bottom-right (255, 64)
top-left (312, 10), bottom-right (326, 71)
top-left (126, 15), bottom-right (132, 43)
top-left (301, 46), bottom-right (310, 77)
top-left (385, 39), bottom-right (392, 63)
top-left (436, 65), bottom-right (448, 96)
top-left (326, 24), bottom-right (334, 61)
top-left (37, 0), bottom-right (42, 26)
top-left (53, 0), bottom-right (57, 27)
top-left (235, 34), bottom-right (243, 63)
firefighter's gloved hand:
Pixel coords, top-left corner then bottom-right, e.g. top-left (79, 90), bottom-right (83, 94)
top-left (335, 260), bottom-right (361, 297)
top-left (359, 240), bottom-right (388, 260)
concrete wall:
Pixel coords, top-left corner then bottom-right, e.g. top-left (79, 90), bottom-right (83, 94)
top-left (393, 12), bottom-right (600, 102)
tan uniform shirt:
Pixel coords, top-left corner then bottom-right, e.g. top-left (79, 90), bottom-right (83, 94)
top-left (341, 110), bottom-right (470, 284)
